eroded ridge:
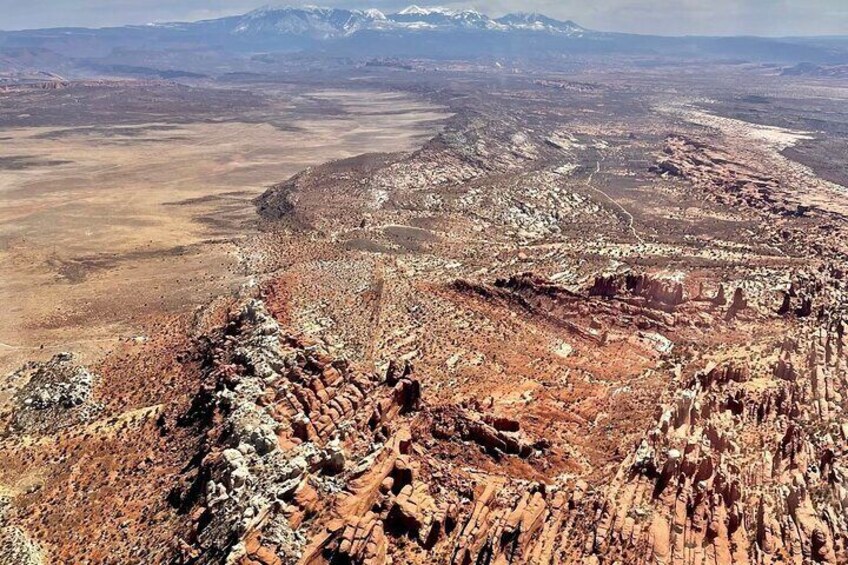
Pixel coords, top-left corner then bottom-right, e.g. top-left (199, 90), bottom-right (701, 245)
top-left (154, 263), bottom-right (848, 565)
top-left (590, 322), bottom-right (848, 564)
top-left (169, 300), bottom-right (423, 564)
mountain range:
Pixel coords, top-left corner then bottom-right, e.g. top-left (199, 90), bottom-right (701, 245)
top-left (216, 5), bottom-right (588, 37)
top-left (2, 5), bottom-right (848, 79)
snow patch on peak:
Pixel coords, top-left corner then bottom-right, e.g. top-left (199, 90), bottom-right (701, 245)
top-left (398, 5), bottom-right (455, 16)
top-left (362, 8), bottom-right (387, 20)
top-left (496, 12), bottom-right (585, 35)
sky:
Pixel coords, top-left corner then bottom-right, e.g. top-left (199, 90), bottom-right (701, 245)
top-left (1, 0), bottom-right (846, 36)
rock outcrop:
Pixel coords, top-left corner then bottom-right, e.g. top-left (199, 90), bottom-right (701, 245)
top-left (2, 353), bottom-right (101, 436)
top-left (171, 300), bottom-right (425, 564)
top-left (585, 322), bottom-right (848, 564)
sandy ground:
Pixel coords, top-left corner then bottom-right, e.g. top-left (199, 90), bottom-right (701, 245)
top-left (0, 88), bottom-right (449, 372)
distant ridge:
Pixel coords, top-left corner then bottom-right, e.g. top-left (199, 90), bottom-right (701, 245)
top-left (1, 4), bottom-right (847, 70)
top-left (153, 5), bottom-right (592, 38)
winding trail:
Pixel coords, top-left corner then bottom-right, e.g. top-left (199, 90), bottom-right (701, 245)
top-left (585, 158), bottom-right (644, 245)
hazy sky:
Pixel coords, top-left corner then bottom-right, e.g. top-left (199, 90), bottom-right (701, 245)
top-left (1, 0), bottom-right (846, 36)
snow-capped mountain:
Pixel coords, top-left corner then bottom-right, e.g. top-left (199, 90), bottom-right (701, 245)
top-left (494, 12), bottom-right (585, 36)
top-left (223, 5), bottom-right (588, 38)
top-left (4, 4), bottom-right (845, 70)
top-left (231, 6), bottom-right (389, 38)
top-left (388, 6), bottom-right (505, 31)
